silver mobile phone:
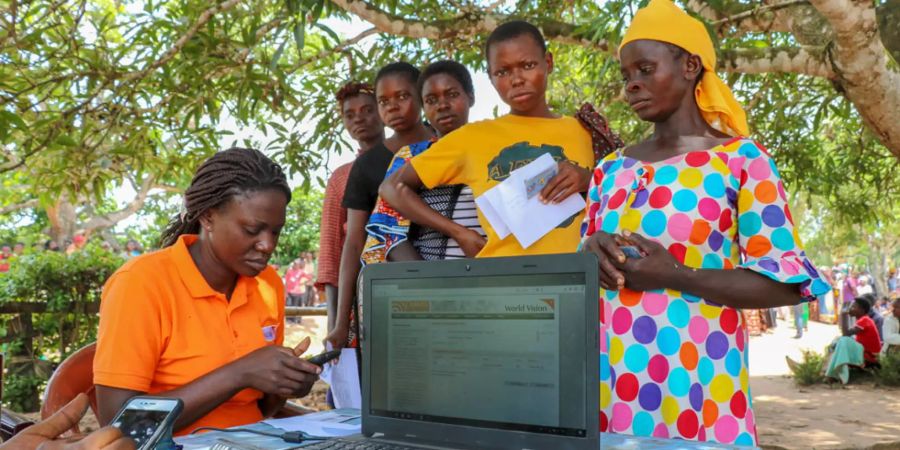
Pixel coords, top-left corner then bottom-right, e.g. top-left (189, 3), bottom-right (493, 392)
top-left (110, 396), bottom-right (183, 450)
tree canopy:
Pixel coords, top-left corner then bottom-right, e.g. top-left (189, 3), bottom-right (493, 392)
top-left (0, 0), bottom-right (897, 244)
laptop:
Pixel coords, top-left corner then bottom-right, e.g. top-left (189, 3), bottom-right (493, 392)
top-left (307, 253), bottom-right (598, 450)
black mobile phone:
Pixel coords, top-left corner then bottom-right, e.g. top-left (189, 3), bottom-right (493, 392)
top-left (620, 245), bottom-right (643, 259)
top-left (306, 349), bottom-right (341, 366)
top-left (110, 396), bottom-right (183, 450)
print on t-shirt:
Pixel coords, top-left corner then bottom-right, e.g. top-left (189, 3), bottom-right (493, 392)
top-left (487, 141), bottom-right (582, 228)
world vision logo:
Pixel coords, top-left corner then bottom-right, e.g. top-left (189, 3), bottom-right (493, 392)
top-left (391, 301), bottom-right (430, 313)
top-left (487, 141), bottom-right (580, 228)
top-left (540, 299), bottom-right (556, 310)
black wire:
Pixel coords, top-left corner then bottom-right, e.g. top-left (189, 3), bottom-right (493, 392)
top-left (189, 427), bottom-right (331, 443)
top-left (190, 427), bottom-right (282, 437)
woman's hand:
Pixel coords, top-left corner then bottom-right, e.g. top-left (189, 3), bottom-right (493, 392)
top-left (324, 323), bottom-right (349, 353)
top-left (453, 228), bottom-right (486, 257)
top-left (618, 231), bottom-right (683, 292)
top-left (234, 338), bottom-right (320, 398)
top-left (580, 231), bottom-right (626, 291)
top-left (540, 161), bottom-right (591, 204)
top-left (3, 393), bottom-right (135, 450)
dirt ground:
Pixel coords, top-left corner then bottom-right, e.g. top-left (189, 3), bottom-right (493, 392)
top-left (37, 315), bottom-right (900, 449)
top-left (747, 317), bottom-right (900, 450)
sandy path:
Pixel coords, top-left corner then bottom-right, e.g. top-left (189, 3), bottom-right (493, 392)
top-left (748, 318), bottom-right (900, 449)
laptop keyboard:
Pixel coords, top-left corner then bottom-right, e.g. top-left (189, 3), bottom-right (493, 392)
top-left (303, 439), bottom-right (426, 450)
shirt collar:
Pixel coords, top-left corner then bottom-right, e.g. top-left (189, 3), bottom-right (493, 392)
top-left (170, 235), bottom-right (257, 304)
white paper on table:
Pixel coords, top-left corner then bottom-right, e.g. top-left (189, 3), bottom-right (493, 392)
top-left (319, 347), bottom-right (361, 409)
top-left (474, 187), bottom-right (511, 239)
top-left (488, 154), bottom-right (586, 249)
top-left (263, 409), bottom-right (361, 437)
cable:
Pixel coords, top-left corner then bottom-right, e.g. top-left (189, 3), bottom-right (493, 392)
top-left (189, 427), bottom-right (332, 443)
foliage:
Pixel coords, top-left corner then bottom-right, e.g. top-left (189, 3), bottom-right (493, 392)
top-left (0, 244), bottom-right (124, 412)
top-left (788, 349), bottom-right (825, 386)
top-left (873, 349), bottom-right (900, 387)
top-left (271, 187), bottom-right (324, 267)
top-left (1, 0), bottom-right (898, 241)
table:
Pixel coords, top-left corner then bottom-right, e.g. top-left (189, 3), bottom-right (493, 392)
top-left (601, 433), bottom-right (754, 449)
top-left (175, 418), bottom-right (756, 449)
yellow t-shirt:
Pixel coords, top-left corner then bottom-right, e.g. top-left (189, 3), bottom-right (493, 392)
top-left (410, 114), bottom-right (592, 258)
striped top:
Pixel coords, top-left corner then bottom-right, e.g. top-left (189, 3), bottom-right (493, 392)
top-left (361, 140), bottom-right (485, 265)
top-left (412, 185), bottom-right (485, 260)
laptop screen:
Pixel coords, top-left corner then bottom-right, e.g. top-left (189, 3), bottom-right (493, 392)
top-left (368, 272), bottom-right (588, 438)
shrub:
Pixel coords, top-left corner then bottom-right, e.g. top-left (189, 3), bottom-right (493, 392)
top-left (873, 350), bottom-right (900, 387)
top-left (788, 350), bottom-right (826, 386)
top-left (0, 244), bottom-right (123, 412)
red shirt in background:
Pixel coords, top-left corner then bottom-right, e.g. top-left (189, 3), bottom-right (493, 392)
top-left (855, 315), bottom-right (882, 362)
top-left (315, 162), bottom-right (353, 290)
top-left (284, 267), bottom-right (305, 295)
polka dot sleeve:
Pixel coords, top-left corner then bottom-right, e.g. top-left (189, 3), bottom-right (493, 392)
top-left (731, 140), bottom-right (830, 300)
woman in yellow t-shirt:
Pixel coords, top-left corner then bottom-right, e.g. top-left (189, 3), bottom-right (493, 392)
top-left (380, 21), bottom-right (595, 258)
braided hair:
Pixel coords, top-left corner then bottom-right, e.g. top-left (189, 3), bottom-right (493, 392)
top-left (158, 148), bottom-right (291, 248)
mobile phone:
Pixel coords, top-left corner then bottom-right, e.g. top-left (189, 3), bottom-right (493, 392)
top-left (620, 245), bottom-right (643, 259)
top-left (306, 349), bottom-right (341, 366)
top-left (110, 396), bottom-right (183, 450)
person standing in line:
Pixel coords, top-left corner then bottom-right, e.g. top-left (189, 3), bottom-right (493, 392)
top-left (361, 60), bottom-right (485, 264)
top-left (325, 62), bottom-right (434, 352)
top-left (316, 82), bottom-right (385, 331)
top-left (380, 22), bottom-right (595, 260)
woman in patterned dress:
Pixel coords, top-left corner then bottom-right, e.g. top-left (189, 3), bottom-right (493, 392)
top-left (580, 0), bottom-right (831, 445)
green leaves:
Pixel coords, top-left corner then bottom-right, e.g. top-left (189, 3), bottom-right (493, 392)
top-left (0, 0), bottom-right (896, 242)
top-left (0, 110), bottom-right (27, 142)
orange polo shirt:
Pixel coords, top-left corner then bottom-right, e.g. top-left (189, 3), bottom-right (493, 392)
top-left (94, 234), bottom-right (285, 435)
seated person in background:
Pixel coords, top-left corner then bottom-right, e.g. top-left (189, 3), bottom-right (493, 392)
top-left (94, 148), bottom-right (321, 435)
top-left (381, 21), bottom-right (597, 258)
top-left (362, 60), bottom-right (485, 264)
top-left (882, 297), bottom-right (900, 355)
top-left (823, 297), bottom-right (882, 383)
top-left (859, 293), bottom-right (884, 341)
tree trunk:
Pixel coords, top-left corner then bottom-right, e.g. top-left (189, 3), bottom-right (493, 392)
top-left (44, 197), bottom-right (77, 246)
top-left (867, 234), bottom-right (889, 298)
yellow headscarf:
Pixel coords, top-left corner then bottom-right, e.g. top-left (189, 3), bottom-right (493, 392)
top-left (618, 0), bottom-right (749, 136)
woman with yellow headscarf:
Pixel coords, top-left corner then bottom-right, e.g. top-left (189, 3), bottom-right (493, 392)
top-left (580, 0), bottom-right (830, 445)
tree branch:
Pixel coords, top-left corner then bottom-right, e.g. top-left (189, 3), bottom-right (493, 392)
top-left (719, 46), bottom-right (835, 79)
top-left (0, 199), bottom-right (39, 216)
top-left (152, 184), bottom-right (182, 194)
top-left (328, 0), bottom-right (608, 51)
top-left (80, 175), bottom-right (160, 231)
top-left (712, 0), bottom-right (807, 36)
top-left (284, 27), bottom-right (378, 75)
top-left (123, 0), bottom-right (244, 82)
top-left (806, 0), bottom-right (900, 158)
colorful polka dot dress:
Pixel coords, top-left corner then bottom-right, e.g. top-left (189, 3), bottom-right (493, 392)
top-left (582, 138), bottom-right (830, 446)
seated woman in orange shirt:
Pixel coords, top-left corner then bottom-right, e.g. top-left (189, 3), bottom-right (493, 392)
top-left (94, 148), bottom-right (321, 434)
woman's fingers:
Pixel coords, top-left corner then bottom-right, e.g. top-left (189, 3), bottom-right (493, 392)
top-left (583, 233), bottom-right (625, 290)
top-left (622, 230), bottom-right (655, 254)
top-left (539, 173), bottom-right (568, 203)
top-left (73, 427), bottom-right (132, 449)
top-left (31, 393), bottom-right (89, 438)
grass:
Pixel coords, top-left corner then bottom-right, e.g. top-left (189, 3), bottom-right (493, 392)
top-left (787, 350), bottom-right (826, 386)
top-left (873, 350), bottom-right (900, 387)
